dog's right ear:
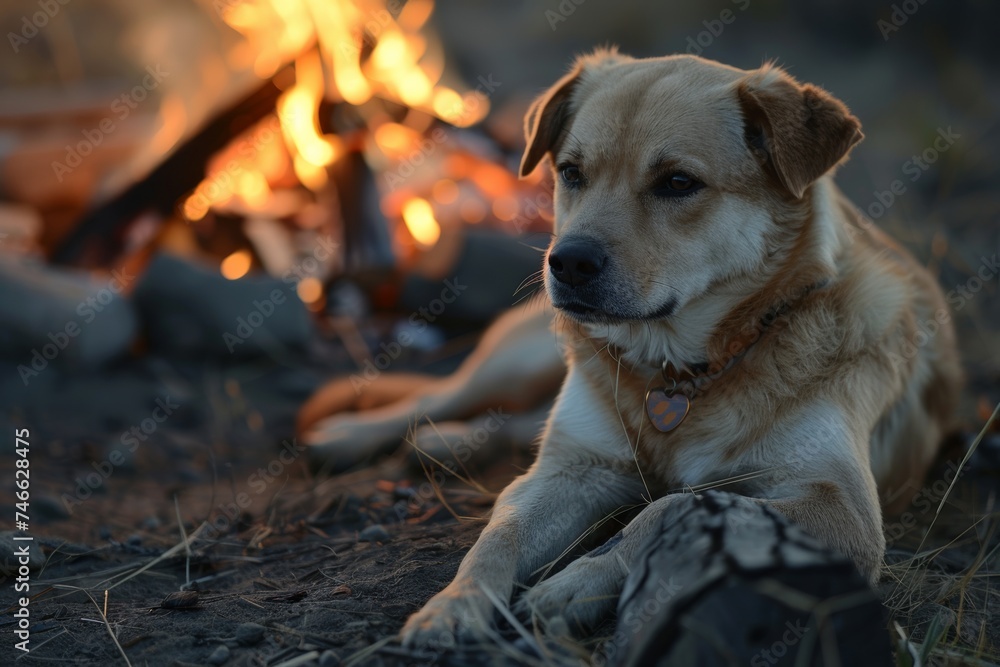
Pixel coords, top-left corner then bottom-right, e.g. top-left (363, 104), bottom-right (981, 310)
top-left (519, 65), bottom-right (584, 178)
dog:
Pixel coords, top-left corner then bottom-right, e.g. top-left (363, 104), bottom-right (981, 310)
top-left (298, 295), bottom-right (564, 471)
top-left (306, 50), bottom-right (963, 645)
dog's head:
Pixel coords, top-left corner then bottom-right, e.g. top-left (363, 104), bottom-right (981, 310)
top-left (521, 50), bottom-right (862, 325)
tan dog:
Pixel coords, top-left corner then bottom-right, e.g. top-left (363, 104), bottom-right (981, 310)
top-left (394, 50), bottom-right (961, 646)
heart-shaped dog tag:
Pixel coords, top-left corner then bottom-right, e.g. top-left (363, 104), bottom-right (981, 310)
top-left (645, 388), bottom-right (690, 432)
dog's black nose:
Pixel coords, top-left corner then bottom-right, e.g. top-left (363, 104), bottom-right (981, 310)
top-left (548, 240), bottom-right (607, 287)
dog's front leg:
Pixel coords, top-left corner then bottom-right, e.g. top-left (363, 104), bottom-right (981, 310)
top-left (516, 493), bottom-right (684, 630)
top-left (400, 454), bottom-right (639, 647)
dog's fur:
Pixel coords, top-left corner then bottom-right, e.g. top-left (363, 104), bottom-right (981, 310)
top-left (311, 51), bottom-right (963, 645)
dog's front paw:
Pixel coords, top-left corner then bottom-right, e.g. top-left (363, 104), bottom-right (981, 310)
top-left (400, 582), bottom-right (497, 648)
top-left (515, 556), bottom-right (624, 631)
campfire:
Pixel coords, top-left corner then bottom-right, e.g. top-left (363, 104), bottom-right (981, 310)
top-left (29, 0), bottom-right (551, 325)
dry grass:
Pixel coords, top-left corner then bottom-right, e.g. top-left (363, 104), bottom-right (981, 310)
top-left (19, 400), bottom-right (997, 666)
top-left (368, 405), bottom-right (1000, 666)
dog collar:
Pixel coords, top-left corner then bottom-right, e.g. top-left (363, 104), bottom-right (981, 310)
top-left (645, 279), bottom-right (830, 433)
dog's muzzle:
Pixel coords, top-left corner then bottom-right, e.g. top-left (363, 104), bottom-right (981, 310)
top-left (548, 238), bottom-right (607, 287)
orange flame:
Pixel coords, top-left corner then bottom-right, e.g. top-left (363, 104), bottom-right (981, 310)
top-left (185, 0), bottom-right (488, 223)
top-left (221, 250), bottom-right (253, 279)
top-left (278, 49), bottom-right (344, 188)
top-left (401, 197), bottom-right (441, 246)
top-left (217, 0), bottom-right (487, 126)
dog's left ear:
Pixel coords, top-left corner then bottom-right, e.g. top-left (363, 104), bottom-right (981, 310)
top-left (519, 65), bottom-right (584, 178)
top-left (736, 66), bottom-right (863, 198)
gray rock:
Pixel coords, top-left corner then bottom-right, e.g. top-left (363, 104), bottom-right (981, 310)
top-left (399, 228), bottom-right (546, 324)
top-left (318, 650), bottom-right (340, 667)
top-left (33, 494), bottom-right (72, 522)
top-left (132, 252), bottom-right (314, 358)
top-left (0, 257), bottom-right (138, 372)
top-left (207, 644), bottom-right (230, 665)
top-left (234, 622), bottom-right (265, 646)
top-left (358, 525), bottom-right (390, 543)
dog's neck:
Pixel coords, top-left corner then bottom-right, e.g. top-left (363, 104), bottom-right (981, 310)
top-left (580, 290), bottom-right (740, 371)
top-left (576, 179), bottom-right (845, 374)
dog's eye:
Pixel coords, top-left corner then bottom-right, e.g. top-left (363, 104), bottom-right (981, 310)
top-left (654, 173), bottom-right (703, 197)
top-left (668, 175), bottom-right (696, 191)
top-left (560, 165), bottom-right (583, 187)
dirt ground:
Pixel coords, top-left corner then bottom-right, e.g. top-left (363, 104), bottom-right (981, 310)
top-left (14, 470), bottom-right (496, 666)
top-left (1, 417), bottom-right (513, 667)
top-left (0, 346), bottom-right (588, 666)
top-left (1, 345), bottom-right (999, 667)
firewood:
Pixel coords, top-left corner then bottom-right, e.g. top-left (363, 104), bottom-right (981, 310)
top-left (50, 58), bottom-right (302, 266)
top-left (607, 490), bottom-right (892, 666)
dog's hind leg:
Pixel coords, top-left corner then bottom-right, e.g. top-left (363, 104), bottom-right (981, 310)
top-left (302, 299), bottom-right (563, 471)
top-left (297, 373), bottom-right (432, 435)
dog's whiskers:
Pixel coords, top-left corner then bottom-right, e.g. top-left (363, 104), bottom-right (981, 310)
top-left (582, 340), bottom-right (612, 366)
top-left (608, 348), bottom-right (652, 503)
top-left (531, 504), bottom-right (643, 581)
top-left (512, 270), bottom-right (545, 297)
top-left (511, 290), bottom-right (544, 309)
top-left (678, 467), bottom-right (782, 494)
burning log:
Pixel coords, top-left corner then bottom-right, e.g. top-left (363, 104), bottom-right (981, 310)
top-left (50, 57), bottom-right (302, 266)
top-left (607, 491), bottom-right (892, 666)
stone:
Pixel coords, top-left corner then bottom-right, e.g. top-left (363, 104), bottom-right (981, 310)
top-left (207, 644), bottom-right (230, 665)
top-left (132, 252), bottom-right (313, 358)
top-left (358, 525), bottom-right (390, 543)
top-left (234, 622), bottom-right (265, 646)
top-left (0, 257), bottom-right (138, 372)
